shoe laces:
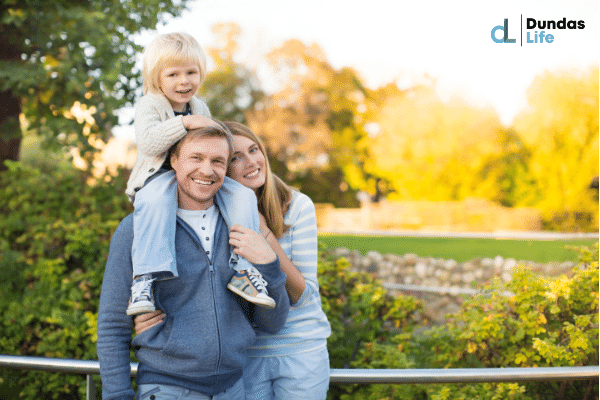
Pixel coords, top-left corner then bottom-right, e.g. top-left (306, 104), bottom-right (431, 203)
top-left (247, 267), bottom-right (269, 294)
top-left (132, 277), bottom-right (153, 301)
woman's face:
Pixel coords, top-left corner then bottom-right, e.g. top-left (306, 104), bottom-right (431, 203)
top-left (229, 134), bottom-right (267, 191)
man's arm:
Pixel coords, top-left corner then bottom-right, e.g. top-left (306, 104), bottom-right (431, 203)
top-left (251, 256), bottom-right (290, 334)
top-left (96, 215), bottom-right (136, 400)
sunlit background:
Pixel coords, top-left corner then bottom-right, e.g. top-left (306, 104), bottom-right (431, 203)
top-left (105, 0), bottom-right (599, 232)
top-left (11, 0), bottom-right (599, 233)
top-left (114, 0), bottom-right (599, 132)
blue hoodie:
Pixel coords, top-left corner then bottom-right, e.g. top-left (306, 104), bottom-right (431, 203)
top-left (97, 213), bottom-right (289, 400)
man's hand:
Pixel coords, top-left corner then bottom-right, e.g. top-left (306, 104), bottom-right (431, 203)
top-left (229, 225), bottom-right (277, 264)
top-left (133, 310), bottom-right (165, 335)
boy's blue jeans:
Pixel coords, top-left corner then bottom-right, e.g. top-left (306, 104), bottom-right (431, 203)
top-left (131, 170), bottom-right (259, 279)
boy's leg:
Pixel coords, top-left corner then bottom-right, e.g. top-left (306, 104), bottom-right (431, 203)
top-left (216, 177), bottom-right (275, 309)
top-left (128, 171), bottom-right (178, 316)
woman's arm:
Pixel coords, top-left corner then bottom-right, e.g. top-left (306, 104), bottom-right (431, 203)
top-left (260, 217), bottom-right (306, 304)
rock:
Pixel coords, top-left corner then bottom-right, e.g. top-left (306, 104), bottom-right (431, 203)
top-left (415, 262), bottom-right (427, 278)
top-left (503, 258), bottom-right (517, 271)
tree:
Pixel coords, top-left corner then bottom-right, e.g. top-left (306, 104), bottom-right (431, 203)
top-left (245, 39), bottom-right (385, 206)
top-left (199, 22), bottom-right (265, 123)
top-left (512, 67), bottom-right (599, 230)
top-left (0, 0), bottom-right (191, 170)
top-left (367, 82), bottom-right (505, 201)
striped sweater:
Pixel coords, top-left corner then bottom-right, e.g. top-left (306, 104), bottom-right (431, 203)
top-left (247, 190), bottom-right (331, 357)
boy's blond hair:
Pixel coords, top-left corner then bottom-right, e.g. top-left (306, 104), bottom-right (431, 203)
top-left (142, 32), bottom-right (207, 95)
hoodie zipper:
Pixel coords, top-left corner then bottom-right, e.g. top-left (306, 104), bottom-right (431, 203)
top-left (177, 216), bottom-right (222, 373)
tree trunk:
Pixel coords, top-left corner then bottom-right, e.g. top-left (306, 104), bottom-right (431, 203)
top-left (0, 90), bottom-right (22, 171)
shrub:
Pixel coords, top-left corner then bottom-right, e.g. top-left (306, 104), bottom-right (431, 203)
top-left (411, 243), bottom-right (599, 400)
top-left (0, 161), bottom-right (132, 399)
top-left (318, 246), bottom-right (426, 399)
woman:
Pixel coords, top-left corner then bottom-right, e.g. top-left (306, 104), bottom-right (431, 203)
top-left (135, 121), bottom-right (332, 399)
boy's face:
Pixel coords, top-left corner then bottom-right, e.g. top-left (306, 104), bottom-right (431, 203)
top-left (159, 63), bottom-right (201, 112)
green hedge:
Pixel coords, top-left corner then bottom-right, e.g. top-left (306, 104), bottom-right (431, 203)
top-left (0, 161), bottom-right (132, 399)
top-left (0, 161), bottom-right (597, 399)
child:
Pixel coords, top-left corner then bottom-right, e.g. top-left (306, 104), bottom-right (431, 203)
top-left (124, 32), bottom-right (275, 316)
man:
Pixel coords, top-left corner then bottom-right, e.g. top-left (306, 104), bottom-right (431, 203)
top-left (97, 124), bottom-right (290, 400)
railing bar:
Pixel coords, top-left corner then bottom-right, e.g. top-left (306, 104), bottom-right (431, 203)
top-left (0, 355), bottom-right (596, 385)
top-left (329, 366), bottom-right (599, 384)
top-left (86, 374), bottom-right (96, 400)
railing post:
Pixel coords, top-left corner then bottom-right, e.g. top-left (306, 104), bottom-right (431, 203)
top-left (86, 374), bottom-right (96, 400)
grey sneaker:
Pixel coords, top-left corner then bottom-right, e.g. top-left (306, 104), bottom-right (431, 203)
top-left (126, 274), bottom-right (156, 316)
top-left (227, 267), bottom-right (276, 309)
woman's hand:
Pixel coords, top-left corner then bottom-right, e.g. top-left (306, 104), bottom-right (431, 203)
top-left (229, 224), bottom-right (277, 264)
top-left (133, 310), bottom-right (165, 335)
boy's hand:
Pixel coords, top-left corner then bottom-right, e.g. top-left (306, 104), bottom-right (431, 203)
top-left (182, 115), bottom-right (217, 130)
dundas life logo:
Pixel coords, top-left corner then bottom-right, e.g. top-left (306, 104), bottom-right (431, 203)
top-left (491, 16), bottom-right (585, 45)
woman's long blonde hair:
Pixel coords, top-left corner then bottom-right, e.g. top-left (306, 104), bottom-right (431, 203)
top-left (224, 121), bottom-right (292, 238)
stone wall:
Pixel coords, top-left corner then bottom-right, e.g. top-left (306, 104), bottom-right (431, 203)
top-left (329, 247), bottom-right (576, 325)
top-left (316, 198), bottom-right (542, 232)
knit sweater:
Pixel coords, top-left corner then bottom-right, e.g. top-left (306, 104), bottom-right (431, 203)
top-left (246, 191), bottom-right (331, 357)
top-left (97, 212), bottom-right (290, 400)
top-left (125, 93), bottom-right (211, 201)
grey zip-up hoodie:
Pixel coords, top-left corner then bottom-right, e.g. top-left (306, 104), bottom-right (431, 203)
top-left (97, 213), bottom-right (289, 400)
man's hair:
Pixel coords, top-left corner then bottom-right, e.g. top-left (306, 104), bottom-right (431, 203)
top-left (170, 120), bottom-right (234, 162)
top-left (142, 32), bottom-right (207, 95)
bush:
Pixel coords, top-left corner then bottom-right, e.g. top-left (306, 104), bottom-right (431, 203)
top-left (318, 246), bottom-right (426, 399)
top-left (1, 160), bottom-right (597, 400)
top-left (0, 161), bottom-right (132, 399)
top-left (410, 243), bottom-right (599, 400)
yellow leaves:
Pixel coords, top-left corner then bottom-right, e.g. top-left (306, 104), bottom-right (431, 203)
top-left (372, 291), bottom-right (382, 303)
top-left (537, 314), bottom-right (547, 325)
top-left (467, 342), bottom-right (478, 354)
top-left (514, 352), bottom-right (527, 365)
top-left (43, 54), bottom-right (60, 69)
top-left (547, 275), bottom-right (571, 300)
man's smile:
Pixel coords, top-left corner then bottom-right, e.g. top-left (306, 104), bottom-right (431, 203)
top-left (192, 177), bottom-right (215, 185)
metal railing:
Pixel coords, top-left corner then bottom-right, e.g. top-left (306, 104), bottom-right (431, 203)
top-left (0, 355), bottom-right (597, 400)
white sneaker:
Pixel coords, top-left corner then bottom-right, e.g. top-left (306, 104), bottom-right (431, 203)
top-left (126, 274), bottom-right (156, 316)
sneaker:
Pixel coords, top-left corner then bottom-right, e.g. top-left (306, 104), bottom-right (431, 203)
top-left (227, 267), bottom-right (276, 309)
top-left (126, 274), bottom-right (156, 316)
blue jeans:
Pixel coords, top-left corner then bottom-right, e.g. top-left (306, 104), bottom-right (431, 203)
top-left (243, 346), bottom-right (330, 400)
top-left (132, 170), bottom-right (259, 279)
top-left (137, 379), bottom-right (245, 399)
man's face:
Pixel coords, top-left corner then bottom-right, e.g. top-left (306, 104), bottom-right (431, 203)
top-left (170, 135), bottom-right (229, 210)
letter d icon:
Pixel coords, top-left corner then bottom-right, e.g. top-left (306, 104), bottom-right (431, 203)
top-left (491, 19), bottom-right (516, 43)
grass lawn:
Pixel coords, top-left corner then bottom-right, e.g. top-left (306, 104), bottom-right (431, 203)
top-left (318, 234), bottom-right (598, 263)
